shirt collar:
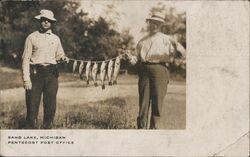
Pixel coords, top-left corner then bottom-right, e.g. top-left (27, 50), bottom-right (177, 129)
top-left (39, 29), bottom-right (52, 35)
top-left (45, 29), bottom-right (52, 34)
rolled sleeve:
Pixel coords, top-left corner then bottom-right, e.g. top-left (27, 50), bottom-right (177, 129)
top-left (22, 37), bottom-right (32, 82)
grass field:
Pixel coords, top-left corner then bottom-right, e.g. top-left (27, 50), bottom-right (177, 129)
top-left (0, 67), bottom-right (76, 90)
top-left (0, 67), bottom-right (186, 129)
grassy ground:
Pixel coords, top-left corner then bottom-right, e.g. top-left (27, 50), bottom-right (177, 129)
top-left (0, 67), bottom-right (23, 89)
top-left (0, 67), bottom-right (186, 129)
top-left (0, 97), bottom-right (137, 129)
top-left (0, 67), bottom-right (76, 90)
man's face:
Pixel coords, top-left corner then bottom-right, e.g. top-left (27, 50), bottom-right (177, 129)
top-left (40, 17), bottom-right (52, 30)
top-left (147, 20), bottom-right (162, 34)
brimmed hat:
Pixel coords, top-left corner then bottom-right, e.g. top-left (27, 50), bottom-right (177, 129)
top-left (146, 12), bottom-right (166, 23)
top-left (35, 9), bottom-right (56, 22)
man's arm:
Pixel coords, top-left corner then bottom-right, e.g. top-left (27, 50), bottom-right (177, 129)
top-left (22, 37), bottom-right (32, 82)
top-left (126, 42), bottom-right (141, 65)
top-left (56, 38), bottom-right (69, 63)
top-left (168, 36), bottom-right (186, 68)
top-left (176, 42), bottom-right (186, 59)
top-left (22, 37), bottom-right (33, 90)
top-left (55, 38), bottom-right (64, 59)
top-left (169, 36), bottom-right (186, 58)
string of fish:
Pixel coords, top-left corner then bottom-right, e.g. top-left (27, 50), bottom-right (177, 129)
top-left (69, 54), bottom-right (124, 90)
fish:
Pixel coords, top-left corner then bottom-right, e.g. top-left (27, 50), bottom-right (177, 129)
top-left (107, 59), bottom-right (114, 85)
top-left (91, 62), bottom-right (98, 86)
top-left (79, 61), bottom-right (84, 80)
top-left (100, 61), bottom-right (107, 89)
top-left (112, 56), bottom-right (121, 85)
top-left (72, 60), bottom-right (77, 73)
top-left (85, 61), bottom-right (91, 85)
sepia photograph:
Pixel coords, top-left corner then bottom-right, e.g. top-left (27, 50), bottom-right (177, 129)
top-left (0, 0), bottom-right (186, 130)
top-left (0, 0), bottom-right (249, 156)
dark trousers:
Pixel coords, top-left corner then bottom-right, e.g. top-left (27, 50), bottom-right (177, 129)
top-left (137, 63), bottom-right (169, 129)
top-left (25, 65), bottom-right (59, 129)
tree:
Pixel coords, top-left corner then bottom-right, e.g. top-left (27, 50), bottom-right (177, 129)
top-left (0, 0), bottom-right (134, 67)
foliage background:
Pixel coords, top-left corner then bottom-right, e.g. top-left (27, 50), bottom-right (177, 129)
top-left (0, 0), bottom-right (186, 76)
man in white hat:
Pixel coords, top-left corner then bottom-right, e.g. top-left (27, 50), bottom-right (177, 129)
top-left (22, 9), bottom-right (69, 129)
top-left (127, 12), bottom-right (186, 129)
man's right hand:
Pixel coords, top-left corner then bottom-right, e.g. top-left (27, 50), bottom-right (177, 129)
top-left (24, 81), bottom-right (32, 90)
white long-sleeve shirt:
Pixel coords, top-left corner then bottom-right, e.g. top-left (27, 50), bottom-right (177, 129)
top-left (22, 30), bottom-right (65, 81)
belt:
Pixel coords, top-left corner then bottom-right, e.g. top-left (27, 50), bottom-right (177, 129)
top-left (142, 62), bottom-right (168, 68)
top-left (31, 64), bottom-right (56, 68)
top-left (30, 64), bottom-right (57, 73)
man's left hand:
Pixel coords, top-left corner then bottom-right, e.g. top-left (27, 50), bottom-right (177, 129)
top-left (60, 56), bottom-right (69, 63)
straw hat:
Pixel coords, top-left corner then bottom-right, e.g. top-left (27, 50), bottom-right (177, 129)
top-left (146, 12), bottom-right (166, 23)
top-left (35, 9), bottom-right (56, 22)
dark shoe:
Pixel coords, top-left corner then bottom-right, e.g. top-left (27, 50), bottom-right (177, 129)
top-left (137, 117), bottom-right (147, 129)
top-left (102, 84), bottom-right (105, 89)
top-left (41, 123), bottom-right (53, 129)
top-left (25, 119), bottom-right (37, 129)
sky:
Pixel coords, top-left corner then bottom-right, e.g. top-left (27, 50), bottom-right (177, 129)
top-left (79, 0), bottom-right (186, 43)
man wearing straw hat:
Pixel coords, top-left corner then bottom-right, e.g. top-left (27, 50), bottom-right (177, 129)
top-left (22, 9), bottom-right (69, 129)
top-left (127, 12), bottom-right (186, 129)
